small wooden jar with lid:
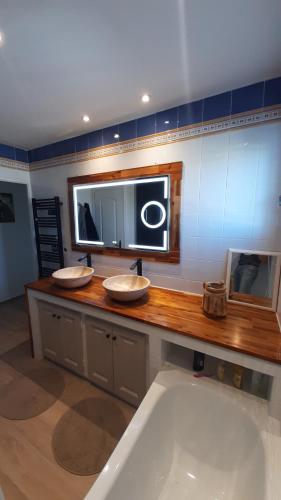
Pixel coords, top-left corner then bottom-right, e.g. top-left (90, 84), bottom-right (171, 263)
top-left (202, 281), bottom-right (227, 318)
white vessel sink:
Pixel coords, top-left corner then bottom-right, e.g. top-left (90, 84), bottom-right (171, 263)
top-left (103, 275), bottom-right (150, 302)
top-left (52, 266), bottom-right (94, 289)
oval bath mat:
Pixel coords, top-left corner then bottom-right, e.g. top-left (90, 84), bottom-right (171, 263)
top-left (0, 366), bottom-right (65, 420)
top-left (52, 397), bottom-right (127, 475)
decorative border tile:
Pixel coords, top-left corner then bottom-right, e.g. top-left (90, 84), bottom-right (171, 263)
top-left (29, 106), bottom-right (281, 172)
top-left (0, 156), bottom-right (30, 172)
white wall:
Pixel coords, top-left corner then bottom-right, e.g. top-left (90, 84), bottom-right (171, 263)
top-left (0, 179), bottom-right (36, 301)
top-left (30, 121), bottom-right (281, 294)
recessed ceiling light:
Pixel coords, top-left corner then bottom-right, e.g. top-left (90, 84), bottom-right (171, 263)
top-left (114, 133), bottom-right (120, 139)
top-left (141, 94), bottom-right (150, 103)
top-left (164, 120), bottom-right (170, 124)
top-left (0, 32), bottom-right (5, 46)
top-left (82, 115), bottom-right (90, 123)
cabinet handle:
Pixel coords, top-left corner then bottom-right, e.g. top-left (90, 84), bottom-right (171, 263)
top-left (112, 336), bottom-right (117, 341)
top-left (106, 334), bottom-right (111, 339)
top-left (57, 315), bottom-right (61, 319)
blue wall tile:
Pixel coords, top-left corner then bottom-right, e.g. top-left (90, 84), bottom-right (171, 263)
top-left (203, 92), bottom-right (231, 121)
top-left (28, 149), bottom-right (37, 162)
top-left (75, 133), bottom-right (89, 152)
top-left (231, 82), bottom-right (264, 114)
top-left (156, 107), bottom-right (178, 133)
top-left (45, 144), bottom-right (58, 159)
top-left (52, 138), bottom-right (76, 157)
top-left (28, 148), bottom-right (41, 162)
top-left (137, 114), bottom-right (156, 137)
top-left (0, 143), bottom-right (15, 160)
top-left (264, 77), bottom-right (281, 106)
top-left (15, 148), bottom-right (29, 163)
top-left (28, 148), bottom-right (42, 162)
top-left (29, 145), bottom-right (55, 161)
top-left (103, 125), bottom-right (119, 146)
top-left (119, 120), bottom-right (137, 141)
top-left (88, 130), bottom-right (103, 149)
top-left (178, 100), bottom-right (203, 127)
top-left (23, 76), bottom-right (281, 163)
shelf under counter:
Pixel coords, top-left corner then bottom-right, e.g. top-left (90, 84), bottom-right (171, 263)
top-left (25, 275), bottom-right (281, 366)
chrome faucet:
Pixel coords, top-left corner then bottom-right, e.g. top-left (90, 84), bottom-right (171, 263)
top-left (130, 258), bottom-right (142, 276)
top-left (78, 253), bottom-right (92, 267)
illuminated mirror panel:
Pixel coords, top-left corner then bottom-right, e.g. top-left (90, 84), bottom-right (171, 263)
top-left (73, 176), bottom-right (169, 252)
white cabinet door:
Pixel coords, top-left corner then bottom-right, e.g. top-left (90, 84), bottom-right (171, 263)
top-left (86, 317), bottom-right (114, 392)
top-left (39, 302), bottom-right (62, 362)
top-left (60, 309), bottom-right (84, 375)
top-left (39, 303), bottom-right (147, 406)
top-left (39, 302), bottom-right (83, 375)
top-left (113, 326), bottom-right (146, 406)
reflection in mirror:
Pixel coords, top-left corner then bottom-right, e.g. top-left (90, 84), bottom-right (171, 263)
top-left (226, 249), bottom-right (281, 310)
top-left (73, 176), bottom-right (169, 252)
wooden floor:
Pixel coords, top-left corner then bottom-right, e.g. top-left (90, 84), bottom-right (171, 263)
top-left (0, 297), bottom-right (135, 500)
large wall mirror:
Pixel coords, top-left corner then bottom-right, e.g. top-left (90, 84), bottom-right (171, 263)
top-left (226, 249), bottom-right (281, 310)
top-left (68, 162), bottom-right (182, 262)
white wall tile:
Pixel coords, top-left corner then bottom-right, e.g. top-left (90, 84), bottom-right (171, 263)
top-left (30, 121), bottom-right (281, 297)
top-left (180, 236), bottom-right (198, 260)
top-left (181, 213), bottom-right (199, 239)
top-left (198, 214), bottom-right (224, 237)
top-left (201, 132), bottom-right (229, 159)
top-left (199, 159), bottom-right (227, 215)
top-left (182, 259), bottom-right (225, 282)
top-left (181, 160), bottom-right (201, 213)
top-left (194, 238), bottom-right (227, 261)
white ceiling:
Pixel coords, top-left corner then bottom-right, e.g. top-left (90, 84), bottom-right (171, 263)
top-left (0, 0), bottom-right (280, 149)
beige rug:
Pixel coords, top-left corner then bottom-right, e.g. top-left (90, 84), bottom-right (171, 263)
top-left (0, 366), bottom-right (65, 420)
top-left (52, 397), bottom-right (127, 475)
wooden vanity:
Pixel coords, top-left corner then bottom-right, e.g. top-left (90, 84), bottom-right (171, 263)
top-left (26, 276), bottom-right (281, 412)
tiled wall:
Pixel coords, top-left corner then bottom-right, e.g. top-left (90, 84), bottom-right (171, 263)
top-left (28, 76), bottom-right (281, 164)
top-left (0, 76), bottom-right (280, 167)
top-left (0, 143), bottom-right (29, 163)
top-left (1, 75), bottom-right (280, 296)
top-left (30, 120), bottom-right (281, 294)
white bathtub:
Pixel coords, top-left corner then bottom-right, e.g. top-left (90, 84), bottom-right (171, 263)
top-left (85, 365), bottom-right (281, 500)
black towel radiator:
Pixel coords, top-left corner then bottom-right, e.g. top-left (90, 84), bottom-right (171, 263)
top-left (32, 196), bottom-right (64, 278)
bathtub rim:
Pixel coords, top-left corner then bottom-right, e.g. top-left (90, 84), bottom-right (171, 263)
top-left (85, 363), bottom-right (280, 500)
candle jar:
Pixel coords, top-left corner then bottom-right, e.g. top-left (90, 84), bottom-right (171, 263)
top-left (202, 281), bottom-right (227, 318)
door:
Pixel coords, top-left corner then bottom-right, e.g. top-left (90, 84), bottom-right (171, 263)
top-left (86, 317), bottom-right (114, 391)
top-left (60, 308), bottom-right (84, 375)
top-left (39, 302), bottom-right (62, 362)
top-left (113, 327), bottom-right (146, 406)
top-left (93, 187), bottom-right (125, 247)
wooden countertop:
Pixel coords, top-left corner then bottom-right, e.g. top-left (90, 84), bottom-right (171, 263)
top-left (26, 277), bottom-right (281, 365)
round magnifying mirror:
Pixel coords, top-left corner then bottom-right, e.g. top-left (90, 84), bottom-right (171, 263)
top-left (141, 201), bottom-right (166, 229)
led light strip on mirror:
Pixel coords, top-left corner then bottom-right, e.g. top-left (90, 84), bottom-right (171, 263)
top-left (73, 176), bottom-right (169, 248)
top-left (141, 201), bottom-right (167, 229)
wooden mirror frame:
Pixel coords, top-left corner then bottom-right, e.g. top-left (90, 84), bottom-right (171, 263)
top-left (68, 162), bottom-right (182, 263)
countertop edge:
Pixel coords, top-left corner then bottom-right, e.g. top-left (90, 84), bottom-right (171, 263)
top-left (25, 278), bottom-right (281, 366)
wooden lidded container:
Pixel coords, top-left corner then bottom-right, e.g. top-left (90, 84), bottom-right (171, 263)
top-left (202, 281), bottom-right (227, 318)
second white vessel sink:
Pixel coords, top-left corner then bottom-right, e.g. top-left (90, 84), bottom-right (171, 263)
top-left (52, 266), bottom-right (94, 289)
top-left (103, 275), bottom-right (150, 302)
